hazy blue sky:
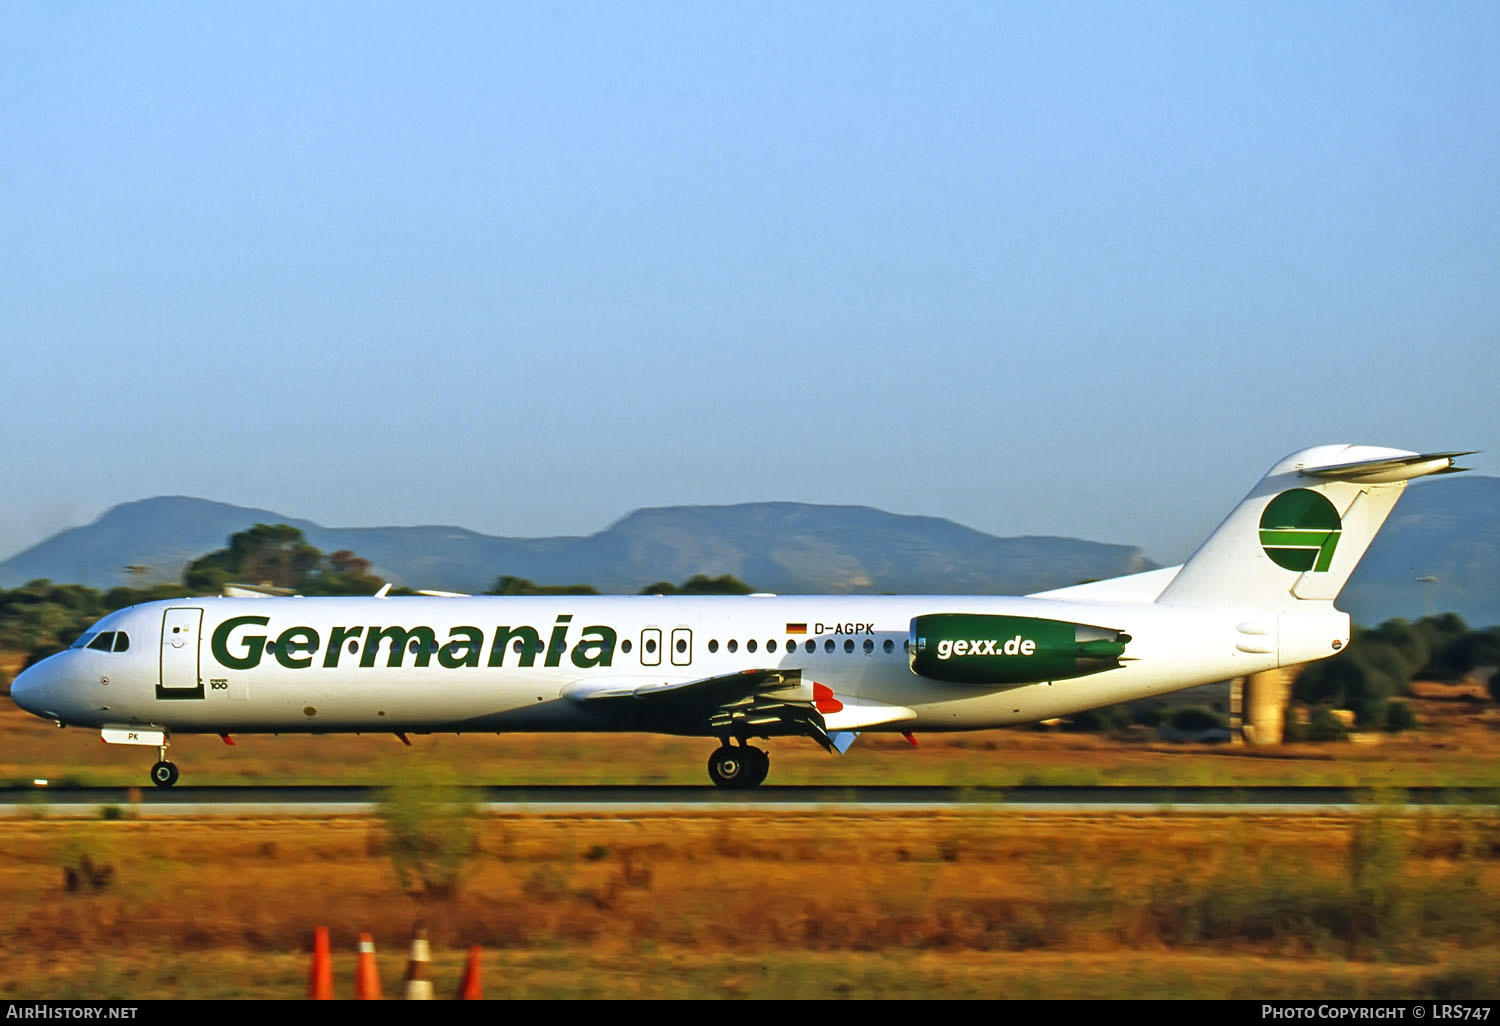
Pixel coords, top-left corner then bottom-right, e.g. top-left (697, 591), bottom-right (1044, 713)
top-left (3, 2), bottom-right (1496, 570)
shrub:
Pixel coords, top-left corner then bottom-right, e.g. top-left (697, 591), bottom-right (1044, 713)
top-left (375, 766), bottom-right (477, 900)
top-left (1064, 705), bottom-right (1130, 732)
top-left (1167, 706), bottom-right (1227, 733)
top-left (1306, 705), bottom-right (1349, 742)
top-left (1383, 700), bottom-right (1417, 733)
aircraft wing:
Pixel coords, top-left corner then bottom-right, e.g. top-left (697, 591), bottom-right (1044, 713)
top-left (564, 669), bottom-right (914, 752)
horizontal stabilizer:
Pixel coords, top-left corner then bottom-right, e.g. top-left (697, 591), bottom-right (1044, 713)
top-left (1297, 450), bottom-right (1475, 484)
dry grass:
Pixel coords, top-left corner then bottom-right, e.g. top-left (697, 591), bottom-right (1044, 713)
top-left (3, 808), bottom-right (1499, 999)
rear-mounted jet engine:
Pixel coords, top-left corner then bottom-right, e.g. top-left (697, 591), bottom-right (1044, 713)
top-left (908, 613), bottom-right (1130, 685)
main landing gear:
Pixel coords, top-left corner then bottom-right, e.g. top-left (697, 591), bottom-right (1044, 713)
top-left (150, 743), bottom-right (179, 788)
top-left (708, 742), bottom-right (769, 789)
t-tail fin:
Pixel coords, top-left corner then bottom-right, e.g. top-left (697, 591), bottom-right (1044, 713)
top-left (1155, 445), bottom-right (1471, 612)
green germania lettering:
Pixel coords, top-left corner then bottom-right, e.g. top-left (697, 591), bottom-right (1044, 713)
top-left (571, 625), bottom-right (617, 668)
top-left (546, 615), bottom-right (573, 667)
top-left (206, 616), bottom-right (615, 671)
top-left (324, 625), bottom-right (363, 667)
top-left (212, 615), bottom-right (270, 670)
top-left (361, 625), bottom-right (437, 668)
top-left (274, 626), bottom-right (320, 669)
top-left (439, 626), bottom-right (484, 668)
top-left (488, 626), bottom-right (542, 667)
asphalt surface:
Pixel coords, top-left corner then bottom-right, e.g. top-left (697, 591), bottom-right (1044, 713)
top-left (3, 783), bottom-right (1497, 815)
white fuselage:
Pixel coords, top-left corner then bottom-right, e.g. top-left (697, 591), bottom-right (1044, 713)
top-left (12, 593), bottom-right (1347, 736)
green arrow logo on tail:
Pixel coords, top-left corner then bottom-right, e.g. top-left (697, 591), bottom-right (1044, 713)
top-left (1259, 489), bottom-right (1342, 572)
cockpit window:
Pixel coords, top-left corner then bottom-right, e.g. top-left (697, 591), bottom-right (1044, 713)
top-left (113, 632), bottom-right (130, 652)
top-left (87, 632), bottom-right (116, 652)
top-left (71, 632), bottom-right (98, 650)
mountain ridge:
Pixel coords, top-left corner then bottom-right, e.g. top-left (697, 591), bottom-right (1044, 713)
top-left (2, 477), bottom-right (1494, 625)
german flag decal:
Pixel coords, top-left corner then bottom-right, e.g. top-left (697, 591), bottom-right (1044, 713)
top-left (785, 623), bottom-right (807, 635)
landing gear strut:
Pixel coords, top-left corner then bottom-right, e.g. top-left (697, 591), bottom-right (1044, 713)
top-left (708, 743), bottom-right (769, 789)
top-left (150, 743), bottom-right (179, 788)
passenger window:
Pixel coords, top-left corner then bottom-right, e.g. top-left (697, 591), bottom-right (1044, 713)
top-left (622, 639), bottom-right (633, 654)
top-left (727, 639), bottom-right (738, 653)
top-left (844, 639), bottom-right (854, 653)
top-left (88, 632), bottom-right (115, 652)
top-left (708, 639), bottom-right (719, 653)
top-left (805, 640), bottom-right (815, 653)
top-left (863, 639), bottom-right (873, 654)
top-left (767, 639), bottom-right (778, 653)
top-left (747, 639), bottom-right (757, 653)
top-left (114, 632), bottom-right (130, 652)
top-left (824, 639), bottom-right (834, 653)
top-left (883, 639), bottom-right (894, 653)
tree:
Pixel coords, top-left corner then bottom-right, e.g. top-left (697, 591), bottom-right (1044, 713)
top-left (639, 574), bottom-right (754, 595)
top-left (485, 575), bottom-right (598, 596)
top-left (300, 549), bottom-right (385, 596)
top-left (1414, 613), bottom-right (1472, 680)
top-left (184, 524), bottom-right (322, 592)
top-left (0, 580), bottom-right (109, 663)
top-left (1363, 619), bottom-right (1431, 680)
top-left (182, 526), bottom-right (386, 595)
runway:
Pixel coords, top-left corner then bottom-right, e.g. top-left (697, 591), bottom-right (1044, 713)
top-left (2, 783), bottom-right (1496, 816)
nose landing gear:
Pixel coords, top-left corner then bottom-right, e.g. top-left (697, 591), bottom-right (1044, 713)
top-left (150, 743), bottom-right (179, 788)
top-left (708, 742), bottom-right (769, 789)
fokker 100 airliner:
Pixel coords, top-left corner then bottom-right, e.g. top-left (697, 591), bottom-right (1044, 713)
top-left (8, 445), bottom-right (1469, 788)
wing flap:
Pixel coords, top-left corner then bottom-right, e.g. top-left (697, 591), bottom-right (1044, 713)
top-left (563, 669), bottom-right (897, 753)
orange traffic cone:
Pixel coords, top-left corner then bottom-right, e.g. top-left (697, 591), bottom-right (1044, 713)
top-left (354, 932), bottom-right (382, 999)
top-left (457, 946), bottom-right (483, 1000)
top-left (308, 926), bottom-right (333, 1000)
top-left (403, 923), bottom-right (433, 1000)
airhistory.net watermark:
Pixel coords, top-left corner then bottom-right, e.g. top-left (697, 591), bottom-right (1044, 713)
top-left (5, 1007), bottom-right (138, 1020)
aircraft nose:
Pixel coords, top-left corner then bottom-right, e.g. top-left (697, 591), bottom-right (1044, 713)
top-left (9, 659), bottom-right (59, 720)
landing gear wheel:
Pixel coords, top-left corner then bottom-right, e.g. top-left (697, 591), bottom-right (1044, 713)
top-left (744, 746), bottom-right (770, 787)
top-left (150, 760), bottom-right (179, 789)
top-left (708, 746), bottom-right (748, 789)
top-left (708, 745), bottom-right (769, 789)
